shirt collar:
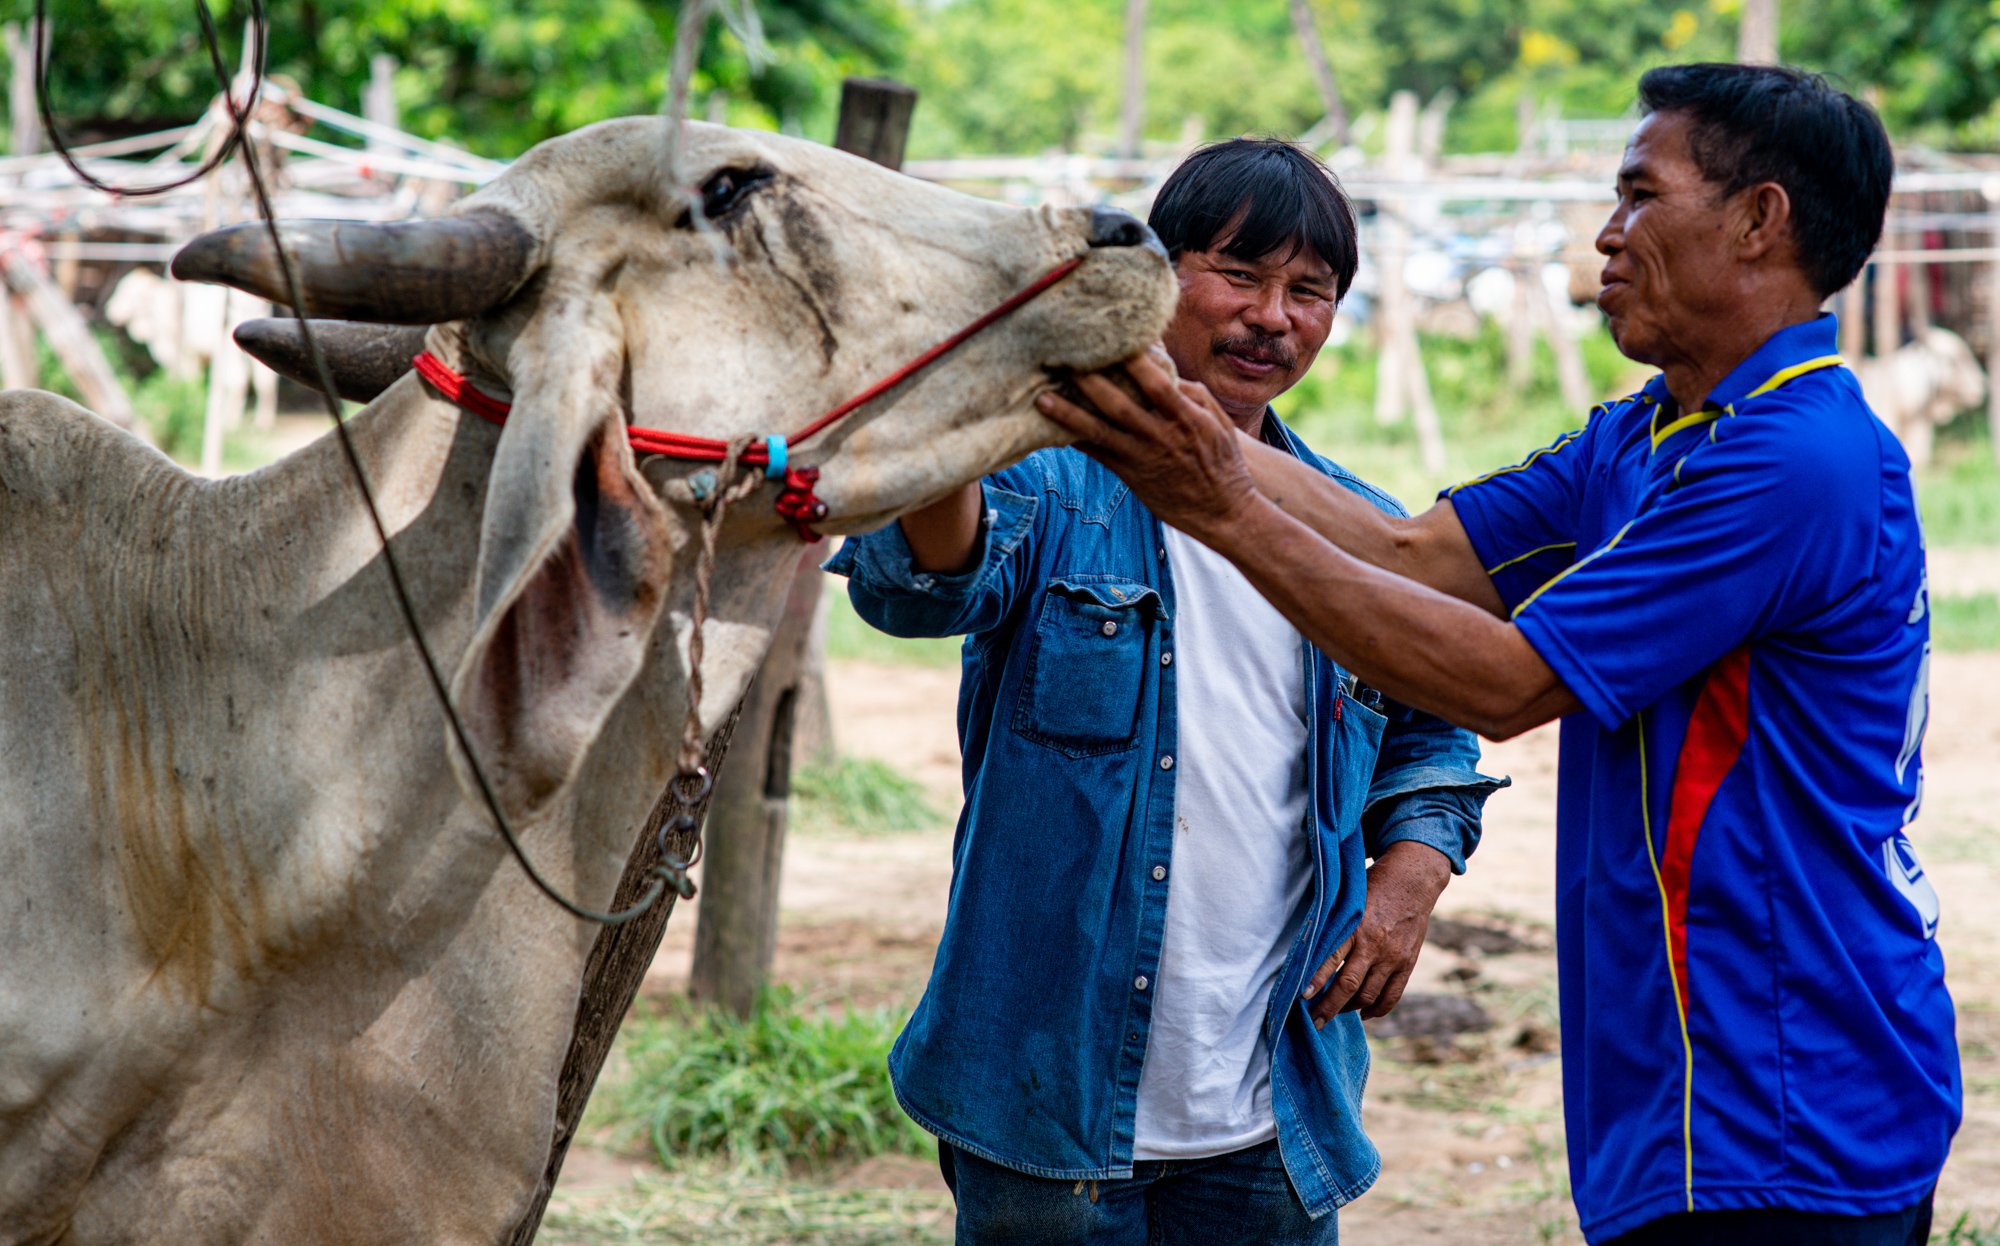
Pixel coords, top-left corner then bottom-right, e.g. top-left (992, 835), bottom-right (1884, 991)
top-left (1700, 313), bottom-right (1842, 413)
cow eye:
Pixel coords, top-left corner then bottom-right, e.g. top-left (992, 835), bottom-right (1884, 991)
top-left (695, 166), bottom-right (772, 220)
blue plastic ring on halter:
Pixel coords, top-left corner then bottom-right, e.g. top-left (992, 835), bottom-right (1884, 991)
top-left (763, 435), bottom-right (789, 480)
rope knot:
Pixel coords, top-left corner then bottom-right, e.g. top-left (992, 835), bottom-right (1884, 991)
top-left (772, 464), bottom-right (828, 542)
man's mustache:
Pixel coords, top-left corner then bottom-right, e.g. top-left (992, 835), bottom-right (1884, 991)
top-left (1214, 332), bottom-right (1296, 370)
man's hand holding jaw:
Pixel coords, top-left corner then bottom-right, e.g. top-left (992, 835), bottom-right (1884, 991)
top-left (1037, 353), bottom-right (1583, 740)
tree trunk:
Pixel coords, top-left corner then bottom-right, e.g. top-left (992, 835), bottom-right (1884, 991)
top-left (1119, 0), bottom-right (1147, 159)
top-left (1287, 0), bottom-right (1348, 148)
top-left (1, 248), bottom-right (135, 429)
top-left (1737, 0), bottom-right (1778, 64)
top-left (5, 22), bottom-right (43, 158)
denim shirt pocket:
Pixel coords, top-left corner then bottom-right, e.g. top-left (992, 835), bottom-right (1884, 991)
top-left (1011, 574), bottom-right (1162, 757)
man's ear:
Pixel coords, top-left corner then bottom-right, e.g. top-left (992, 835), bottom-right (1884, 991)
top-left (1738, 181), bottom-right (1795, 265)
top-left (447, 301), bottom-right (675, 823)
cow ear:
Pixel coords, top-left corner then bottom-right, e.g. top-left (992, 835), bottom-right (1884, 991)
top-left (447, 311), bottom-right (674, 822)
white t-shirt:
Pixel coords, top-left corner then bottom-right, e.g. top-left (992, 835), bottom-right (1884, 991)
top-left (1132, 525), bottom-right (1314, 1160)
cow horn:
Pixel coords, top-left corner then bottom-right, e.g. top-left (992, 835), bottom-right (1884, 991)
top-left (234, 320), bottom-right (432, 403)
top-left (172, 210), bottom-right (537, 325)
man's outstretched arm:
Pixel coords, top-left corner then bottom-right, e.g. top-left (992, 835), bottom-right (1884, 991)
top-left (1237, 436), bottom-right (1507, 617)
top-left (1037, 353), bottom-right (1580, 739)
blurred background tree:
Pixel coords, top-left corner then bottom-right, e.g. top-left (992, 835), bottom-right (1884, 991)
top-left (11, 0), bottom-right (2000, 159)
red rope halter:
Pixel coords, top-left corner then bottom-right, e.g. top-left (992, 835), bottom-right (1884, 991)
top-left (412, 255), bottom-right (1084, 542)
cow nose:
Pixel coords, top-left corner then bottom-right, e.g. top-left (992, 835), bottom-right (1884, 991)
top-left (1087, 206), bottom-right (1153, 250)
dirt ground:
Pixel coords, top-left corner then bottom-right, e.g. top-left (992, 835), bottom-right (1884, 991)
top-left (556, 643), bottom-right (2000, 1244)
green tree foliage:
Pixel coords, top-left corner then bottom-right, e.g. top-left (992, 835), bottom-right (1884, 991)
top-left (13, 0), bottom-right (906, 157)
top-left (8, 0), bottom-right (1997, 162)
top-left (1786, 0), bottom-right (2000, 144)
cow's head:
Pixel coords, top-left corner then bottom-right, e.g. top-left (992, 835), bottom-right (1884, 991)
top-left (175, 119), bottom-right (1175, 821)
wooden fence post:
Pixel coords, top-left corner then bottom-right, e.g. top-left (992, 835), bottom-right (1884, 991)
top-left (689, 548), bottom-right (821, 1016)
top-left (0, 291), bottom-right (33, 389)
top-left (1287, 0), bottom-right (1349, 149)
top-left (502, 710), bottom-right (740, 1246)
top-left (0, 247), bottom-right (135, 428)
top-left (1987, 184), bottom-right (2000, 468)
top-left (502, 75), bottom-right (922, 1245)
top-left (4, 21), bottom-right (43, 158)
top-left (1118, 0), bottom-right (1146, 160)
top-left (688, 77), bottom-right (917, 1020)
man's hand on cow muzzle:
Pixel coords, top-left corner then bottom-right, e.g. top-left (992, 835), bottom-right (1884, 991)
top-left (1038, 347), bottom-right (1258, 540)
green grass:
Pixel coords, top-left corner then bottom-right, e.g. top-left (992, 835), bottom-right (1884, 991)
top-left (1934, 594), bottom-right (2000, 653)
top-left (823, 589), bottom-right (963, 669)
top-left (1916, 427), bottom-right (2000, 549)
top-left (1940, 1213), bottom-right (2000, 1246)
top-left (793, 756), bottom-right (946, 835)
top-left (586, 988), bottom-right (930, 1175)
top-left (542, 1167), bottom-right (951, 1246)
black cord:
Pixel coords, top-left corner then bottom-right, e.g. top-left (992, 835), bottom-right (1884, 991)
top-left (33, 0), bottom-right (260, 195)
top-left (34, 2), bottom-right (669, 925)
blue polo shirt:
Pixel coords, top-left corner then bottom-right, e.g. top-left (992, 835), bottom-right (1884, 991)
top-left (1446, 315), bottom-right (1959, 1243)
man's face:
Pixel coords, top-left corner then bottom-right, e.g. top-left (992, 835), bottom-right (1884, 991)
top-left (1158, 240), bottom-right (1338, 428)
top-left (1596, 110), bottom-right (1744, 371)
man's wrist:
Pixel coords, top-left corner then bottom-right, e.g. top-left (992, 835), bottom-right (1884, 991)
top-left (1176, 488), bottom-right (1285, 556)
top-left (1372, 840), bottom-right (1453, 898)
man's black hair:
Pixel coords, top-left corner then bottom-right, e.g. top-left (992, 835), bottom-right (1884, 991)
top-left (1637, 63), bottom-right (1893, 297)
top-left (1147, 137), bottom-right (1360, 302)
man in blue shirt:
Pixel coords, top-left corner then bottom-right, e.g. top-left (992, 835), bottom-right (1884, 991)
top-left (1039, 65), bottom-right (1959, 1246)
top-left (828, 138), bottom-right (1498, 1243)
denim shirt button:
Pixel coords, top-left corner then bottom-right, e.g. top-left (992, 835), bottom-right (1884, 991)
top-left (1161, 651), bottom-right (1173, 667)
top-left (913, 573), bottom-right (936, 591)
top-left (1101, 620), bottom-right (1118, 637)
top-left (1151, 865), bottom-right (1166, 881)
top-left (1134, 975), bottom-right (1149, 991)
top-left (1159, 755), bottom-right (1174, 771)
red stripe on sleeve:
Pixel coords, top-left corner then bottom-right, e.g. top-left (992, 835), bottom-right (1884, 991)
top-left (1660, 646), bottom-right (1753, 1008)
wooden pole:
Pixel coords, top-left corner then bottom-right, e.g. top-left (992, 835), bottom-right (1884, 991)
top-left (501, 712), bottom-right (740, 1246)
top-left (1119, 0), bottom-right (1147, 160)
top-left (1988, 188), bottom-right (2000, 468)
top-left (363, 54), bottom-right (398, 157)
top-left (687, 78), bottom-right (916, 1023)
top-left (0, 290), bottom-right (33, 389)
top-left (1838, 276), bottom-right (1864, 358)
top-left (0, 247), bottom-right (134, 428)
top-left (1287, 0), bottom-right (1349, 149)
top-left (833, 78), bottom-right (917, 171)
top-left (689, 548), bottom-right (820, 1016)
top-left (4, 21), bottom-right (43, 158)
top-left (1526, 257), bottom-right (1590, 413)
top-left (1737, 0), bottom-right (1778, 64)
top-left (501, 76), bottom-right (924, 1245)
top-left (1373, 91), bottom-right (1417, 428)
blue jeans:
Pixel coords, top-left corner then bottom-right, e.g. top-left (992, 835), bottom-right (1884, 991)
top-left (939, 1140), bottom-right (1338, 1246)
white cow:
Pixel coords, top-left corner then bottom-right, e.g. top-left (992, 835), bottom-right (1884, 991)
top-left (1853, 325), bottom-right (1988, 469)
top-left (0, 118), bottom-right (1174, 1243)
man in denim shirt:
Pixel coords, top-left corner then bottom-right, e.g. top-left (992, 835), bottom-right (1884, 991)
top-left (826, 139), bottom-right (1497, 1244)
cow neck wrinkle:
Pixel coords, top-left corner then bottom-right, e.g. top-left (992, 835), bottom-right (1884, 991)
top-left (410, 253), bottom-right (1086, 542)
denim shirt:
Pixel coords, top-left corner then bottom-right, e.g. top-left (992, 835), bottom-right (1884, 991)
top-left (824, 414), bottom-right (1501, 1218)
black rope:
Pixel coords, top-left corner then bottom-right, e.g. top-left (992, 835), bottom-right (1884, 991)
top-left (33, 0), bottom-right (260, 195)
top-left (34, 2), bottom-right (677, 925)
